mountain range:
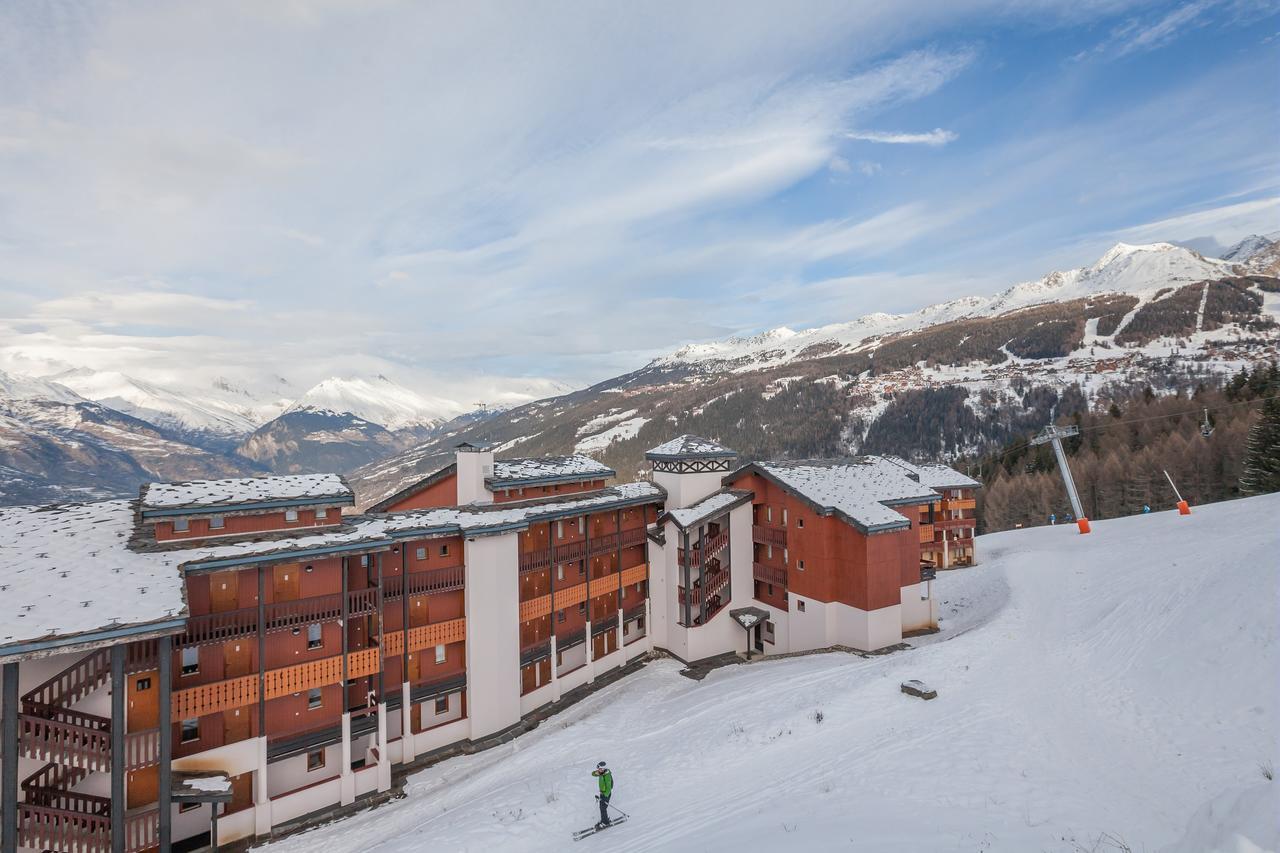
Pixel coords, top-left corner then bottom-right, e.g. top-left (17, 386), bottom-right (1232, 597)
top-left (2, 234), bottom-right (1278, 507)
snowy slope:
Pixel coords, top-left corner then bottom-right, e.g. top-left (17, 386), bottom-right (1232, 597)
top-left (655, 242), bottom-right (1239, 372)
top-left (265, 494), bottom-right (1279, 853)
top-left (0, 370), bottom-right (85, 404)
top-left (285, 375), bottom-right (467, 430)
top-left (50, 368), bottom-right (289, 436)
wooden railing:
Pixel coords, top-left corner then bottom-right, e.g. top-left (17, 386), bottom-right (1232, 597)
top-left (681, 530), bottom-right (729, 568)
top-left (941, 498), bottom-right (977, 511)
top-left (518, 526), bottom-right (648, 573)
top-left (19, 715), bottom-right (112, 773)
top-left (22, 649), bottom-right (110, 713)
top-left (934, 517), bottom-right (975, 530)
top-left (678, 568), bottom-right (730, 609)
top-left (18, 803), bottom-right (110, 853)
top-left (124, 729), bottom-right (160, 770)
top-left (752, 562), bottom-right (788, 587)
top-left (752, 525), bottom-right (787, 548)
top-left (917, 523), bottom-right (935, 543)
top-left (125, 808), bottom-right (159, 853)
top-left (519, 564), bottom-right (646, 622)
top-left (172, 619), bottom-right (468, 720)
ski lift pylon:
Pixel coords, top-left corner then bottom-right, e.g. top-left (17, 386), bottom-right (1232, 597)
top-left (1199, 407), bottom-right (1213, 438)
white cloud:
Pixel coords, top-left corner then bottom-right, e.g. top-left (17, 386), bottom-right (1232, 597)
top-left (845, 128), bottom-right (958, 146)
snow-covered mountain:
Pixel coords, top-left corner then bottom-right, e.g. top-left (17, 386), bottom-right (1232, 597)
top-left (656, 242), bottom-right (1240, 372)
top-left (284, 375), bottom-right (466, 430)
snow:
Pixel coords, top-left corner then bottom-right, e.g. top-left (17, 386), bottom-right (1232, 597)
top-left (140, 473), bottom-right (352, 511)
top-left (575, 409), bottom-right (638, 436)
top-left (753, 458), bottom-right (938, 530)
top-left (0, 369), bottom-right (85, 404)
top-left (185, 775), bottom-right (232, 793)
top-left (575, 417), bottom-right (650, 453)
top-left (261, 494), bottom-right (1280, 853)
top-left (653, 242), bottom-right (1237, 373)
top-left (287, 375), bottom-right (466, 430)
top-left (490, 456), bottom-right (614, 484)
top-left (665, 490), bottom-right (747, 528)
top-left (884, 457), bottom-right (980, 489)
top-left (645, 435), bottom-right (737, 458)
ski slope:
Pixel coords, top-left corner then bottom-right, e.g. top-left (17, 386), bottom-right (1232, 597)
top-left (266, 494), bottom-right (1280, 853)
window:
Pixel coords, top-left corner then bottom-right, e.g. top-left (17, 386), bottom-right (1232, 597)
top-left (557, 609), bottom-right (566, 623)
top-left (797, 560), bottom-right (805, 571)
top-left (307, 688), bottom-right (322, 710)
top-left (578, 602), bottom-right (586, 614)
top-left (285, 509), bottom-right (299, 522)
top-left (173, 517), bottom-right (189, 533)
top-left (797, 517), bottom-right (804, 528)
top-left (766, 506), bottom-right (773, 522)
top-left (435, 696), bottom-right (449, 714)
top-left (136, 677), bottom-right (152, 691)
top-left (556, 565), bottom-right (564, 581)
top-left (315, 508), bottom-right (327, 521)
top-left (766, 544), bottom-right (773, 559)
top-left (360, 555), bottom-right (370, 567)
top-left (767, 583), bottom-right (774, 595)
top-left (181, 718), bottom-right (199, 742)
top-left (439, 544), bottom-right (449, 558)
top-left (209, 514), bottom-right (225, 530)
top-left (556, 521), bottom-right (564, 540)
top-left (416, 547), bottom-right (426, 561)
top-left (783, 548), bottom-right (788, 565)
top-left (181, 647), bottom-right (199, 676)
top-left (635, 583), bottom-right (642, 594)
top-left (307, 749), bottom-right (325, 771)
top-left (307, 623), bottom-right (323, 649)
top-left (782, 508), bottom-right (788, 526)
top-left (518, 487), bottom-right (525, 496)
top-left (797, 600), bottom-right (806, 613)
top-left (435, 644), bottom-right (446, 664)
top-left (577, 517), bottom-right (585, 534)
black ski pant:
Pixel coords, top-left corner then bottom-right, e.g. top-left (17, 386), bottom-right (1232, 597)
top-left (598, 794), bottom-right (611, 825)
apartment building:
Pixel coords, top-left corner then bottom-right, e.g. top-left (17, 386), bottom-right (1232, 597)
top-left (0, 435), bottom-right (975, 852)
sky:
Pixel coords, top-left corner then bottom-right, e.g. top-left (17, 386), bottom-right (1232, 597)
top-left (0, 0), bottom-right (1277, 409)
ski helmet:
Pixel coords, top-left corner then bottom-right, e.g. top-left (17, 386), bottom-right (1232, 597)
top-left (596, 761), bottom-right (607, 769)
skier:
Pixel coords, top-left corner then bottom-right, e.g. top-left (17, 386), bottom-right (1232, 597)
top-left (1048, 513), bottom-right (1056, 525)
top-left (1142, 504), bottom-right (1151, 514)
top-left (591, 761), bottom-right (613, 829)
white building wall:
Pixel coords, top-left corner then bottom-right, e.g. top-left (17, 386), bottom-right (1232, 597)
top-left (463, 533), bottom-right (520, 739)
top-left (417, 690), bottom-right (464, 731)
top-left (456, 448), bottom-right (495, 505)
top-left (652, 470), bottom-right (723, 510)
top-left (899, 581), bottom-right (938, 632)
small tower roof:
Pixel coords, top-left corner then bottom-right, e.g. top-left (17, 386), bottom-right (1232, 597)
top-left (645, 434), bottom-right (737, 460)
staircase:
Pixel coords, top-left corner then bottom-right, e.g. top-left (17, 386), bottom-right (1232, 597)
top-left (15, 647), bottom-right (159, 852)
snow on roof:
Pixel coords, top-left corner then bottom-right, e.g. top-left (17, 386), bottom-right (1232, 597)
top-left (666, 490), bottom-right (751, 529)
top-left (488, 455), bottom-right (614, 485)
top-left (645, 435), bottom-right (737, 459)
top-left (752, 458), bottom-right (939, 530)
top-left (140, 473), bottom-right (353, 513)
top-left (884, 457), bottom-right (981, 490)
top-left (0, 481), bottom-right (666, 649)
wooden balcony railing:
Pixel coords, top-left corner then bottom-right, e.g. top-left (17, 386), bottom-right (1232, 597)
top-left (591, 614), bottom-right (619, 636)
top-left (752, 562), bottom-right (788, 587)
top-left (22, 649), bottom-right (110, 713)
top-left (125, 808), bottom-right (159, 853)
top-left (518, 526), bottom-right (648, 573)
top-left (752, 524), bottom-right (787, 548)
top-left (941, 498), bottom-right (977, 511)
top-left (171, 619), bottom-right (468, 720)
top-left (18, 803), bottom-right (109, 853)
top-left (917, 523), bottom-right (935, 543)
top-left (19, 715), bottom-right (112, 773)
top-left (678, 568), bottom-right (730, 609)
top-left (519, 564), bottom-right (647, 622)
top-left (934, 516), bottom-right (975, 530)
top-left (124, 728), bottom-right (160, 770)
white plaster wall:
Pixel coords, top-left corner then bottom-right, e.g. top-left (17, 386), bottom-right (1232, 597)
top-left (271, 778), bottom-right (342, 826)
top-left (464, 533), bottom-right (520, 739)
top-left (174, 737), bottom-right (260, 777)
top-left (557, 657), bottom-right (591, 694)
top-left (557, 643), bottom-right (586, 675)
top-left (353, 764), bottom-right (379, 797)
top-left (418, 690), bottom-right (463, 731)
top-left (268, 744), bottom-right (342, 798)
top-left (217, 807), bottom-right (256, 845)
top-left (756, 607), bottom-right (790, 655)
top-left (456, 449), bottom-right (494, 505)
top-left (899, 581), bottom-right (937, 632)
top-left (831, 602), bottom-right (903, 651)
top-left (411, 716), bottom-right (470, 755)
top-left (652, 470), bottom-right (723, 509)
top-left (646, 530), bottom-right (673, 654)
top-left (519, 681), bottom-right (556, 716)
top-left (786, 594), bottom-right (832, 652)
top-left (173, 802), bottom-right (214, 846)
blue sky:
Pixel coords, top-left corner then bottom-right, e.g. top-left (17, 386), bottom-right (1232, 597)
top-left (0, 0), bottom-right (1276, 405)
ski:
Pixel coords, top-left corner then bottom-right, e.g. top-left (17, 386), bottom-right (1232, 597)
top-left (572, 816), bottom-right (628, 840)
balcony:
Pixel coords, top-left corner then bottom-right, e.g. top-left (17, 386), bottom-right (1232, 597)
top-left (941, 498), bottom-right (977, 511)
top-left (518, 526), bottom-right (648, 573)
top-left (678, 566), bottom-right (731, 611)
top-left (752, 524), bottom-right (787, 548)
top-left (752, 562), bottom-right (788, 587)
top-left (934, 517), bottom-right (974, 530)
top-left (917, 523), bottom-right (934, 543)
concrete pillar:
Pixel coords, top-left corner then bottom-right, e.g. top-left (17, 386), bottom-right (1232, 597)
top-left (616, 608), bottom-right (625, 665)
top-left (2, 662), bottom-right (18, 853)
top-left (158, 636), bottom-right (173, 852)
top-left (584, 621), bottom-right (595, 683)
top-left (942, 534), bottom-right (950, 569)
top-left (253, 737), bottom-right (272, 836)
top-left (644, 597), bottom-right (655, 653)
top-left (549, 636), bottom-right (561, 702)
top-left (400, 682), bottom-right (415, 763)
top-left (376, 703), bottom-right (391, 792)
top-left (339, 713), bottom-right (354, 805)
top-left (110, 645), bottom-right (125, 853)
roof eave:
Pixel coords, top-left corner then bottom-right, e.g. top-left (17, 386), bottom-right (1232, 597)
top-left (141, 494), bottom-right (354, 519)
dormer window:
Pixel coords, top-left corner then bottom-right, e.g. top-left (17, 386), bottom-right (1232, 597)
top-left (209, 514), bottom-right (225, 530)
top-left (315, 508), bottom-right (327, 520)
top-left (285, 509), bottom-right (299, 523)
top-left (173, 517), bottom-right (189, 533)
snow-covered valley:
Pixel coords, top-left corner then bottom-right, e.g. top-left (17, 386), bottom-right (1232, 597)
top-left (265, 494), bottom-right (1279, 853)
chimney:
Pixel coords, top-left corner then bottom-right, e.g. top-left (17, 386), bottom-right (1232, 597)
top-left (456, 442), bottom-right (494, 505)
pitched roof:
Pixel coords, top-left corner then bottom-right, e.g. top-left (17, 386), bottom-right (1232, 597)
top-left (884, 457), bottom-right (981, 490)
top-left (645, 435), bottom-right (737, 459)
top-left (487, 455), bottom-right (614, 487)
top-left (663, 489), bottom-right (753, 530)
top-left (365, 462), bottom-right (457, 513)
top-left (0, 481), bottom-right (666, 653)
top-left (140, 473), bottom-right (353, 516)
top-left (728, 457), bottom-right (939, 533)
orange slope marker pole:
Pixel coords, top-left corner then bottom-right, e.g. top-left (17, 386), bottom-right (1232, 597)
top-left (1163, 469), bottom-right (1191, 515)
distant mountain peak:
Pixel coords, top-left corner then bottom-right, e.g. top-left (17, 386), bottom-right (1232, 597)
top-left (287, 375), bottom-right (466, 430)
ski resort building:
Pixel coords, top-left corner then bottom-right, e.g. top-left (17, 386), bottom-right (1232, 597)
top-left (0, 436), bottom-right (975, 852)
top-left (884, 458), bottom-right (981, 569)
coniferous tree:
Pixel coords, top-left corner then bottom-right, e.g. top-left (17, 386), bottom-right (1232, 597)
top-left (1241, 396), bottom-right (1280, 495)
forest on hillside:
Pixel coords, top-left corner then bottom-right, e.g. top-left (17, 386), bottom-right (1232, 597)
top-left (972, 362), bottom-right (1280, 533)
